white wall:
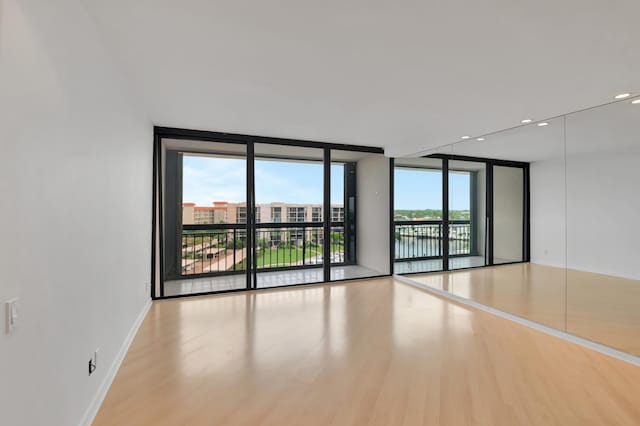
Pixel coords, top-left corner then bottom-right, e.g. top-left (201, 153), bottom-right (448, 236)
top-left (529, 115), bottom-right (640, 280)
top-left (356, 155), bottom-right (390, 274)
top-left (0, 1), bottom-right (152, 425)
top-left (530, 158), bottom-right (567, 269)
top-left (566, 149), bottom-right (640, 280)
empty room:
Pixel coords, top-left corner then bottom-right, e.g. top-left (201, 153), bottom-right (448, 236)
top-left (2, 1), bottom-right (640, 425)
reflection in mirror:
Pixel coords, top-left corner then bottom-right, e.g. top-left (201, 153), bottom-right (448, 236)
top-left (493, 165), bottom-right (524, 265)
top-left (447, 159), bottom-right (486, 271)
top-left (565, 98), bottom-right (640, 355)
top-left (413, 118), bottom-right (568, 330)
top-left (404, 98), bottom-right (640, 358)
top-left (393, 157), bottom-right (444, 274)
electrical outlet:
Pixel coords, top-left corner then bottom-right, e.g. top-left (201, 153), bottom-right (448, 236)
top-left (5, 298), bottom-right (18, 334)
top-left (88, 348), bottom-right (99, 376)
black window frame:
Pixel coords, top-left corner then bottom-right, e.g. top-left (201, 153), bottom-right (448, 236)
top-left (152, 127), bottom-right (387, 300)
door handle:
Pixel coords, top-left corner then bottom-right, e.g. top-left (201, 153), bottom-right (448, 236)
top-left (485, 217), bottom-right (490, 266)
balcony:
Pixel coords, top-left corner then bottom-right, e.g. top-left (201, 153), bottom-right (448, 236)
top-left (394, 220), bottom-right (482, 272)
top-left (165, 221), bottom-right (382, 295)
top-left (170, 219), bottom-right (479, 295)
top-left (165, 221), bottom-right (383, 295)
top-left (180, 225), bottom-right (248, 275)
top-left (180, 222), bottom-right (345, 276)
top-left (394, 220), bottom-right (472, 259)
top-left (179, 220), bottom-right (476, 279)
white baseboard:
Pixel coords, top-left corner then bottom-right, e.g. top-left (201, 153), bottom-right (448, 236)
top-left (393, 274), bottom-right (640, 368)
top-left (78, 299), bottom-right (152, 426)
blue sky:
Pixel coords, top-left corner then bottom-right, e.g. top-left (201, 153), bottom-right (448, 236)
top-left (183, 156), bottom-right (343, 205)
top-left (394, 168), bottom-right (470, 210)
top-left (183, 156), bottom-right (470, 210)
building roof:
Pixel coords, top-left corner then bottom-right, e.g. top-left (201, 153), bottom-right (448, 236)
top-left (194, 206), bottom-right (227, 211)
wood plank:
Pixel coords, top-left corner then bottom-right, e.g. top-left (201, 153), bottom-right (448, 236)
top-left (93, 277), bottom-right (640, 426)
top-left (409, 263), bottom-right (640, 355)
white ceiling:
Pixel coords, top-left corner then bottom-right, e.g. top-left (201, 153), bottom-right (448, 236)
top-left (83, 0), bottom-right (640, 156)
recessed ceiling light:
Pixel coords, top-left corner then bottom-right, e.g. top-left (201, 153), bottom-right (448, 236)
top-left (537, 122), bottom-right (549, 127)
top-left (521, 119), bottom-right (532, 124)
top-left (477, 137), bottom-right (485, 141)
top-left (614, 93), bottom-right (631, 99)
top-left (461, 136), bottom-right (470, 140)
top-left (632, 99), bottom-right (640, 104)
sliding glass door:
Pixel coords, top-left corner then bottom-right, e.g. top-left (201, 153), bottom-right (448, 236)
top-left (162, 139), bottom-right (251, 296)
top-left (253, 144), bottom-right (325, 288)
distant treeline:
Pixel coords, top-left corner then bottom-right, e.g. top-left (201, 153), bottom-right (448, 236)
top-left (394, 209), bottom-right (470, 220)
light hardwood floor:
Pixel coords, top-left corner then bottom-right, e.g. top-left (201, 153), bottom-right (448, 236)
top-left (93, 277), bottom-right (640, 426)
top-left (408, 263), bottom-right (640, 355)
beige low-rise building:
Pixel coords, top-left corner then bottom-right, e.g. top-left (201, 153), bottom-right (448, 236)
top-left (182, 201), bottom-right (344, 225)
top-left (183, 201), bottom-right (229, 225)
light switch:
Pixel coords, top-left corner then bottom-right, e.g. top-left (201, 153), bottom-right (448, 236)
top-left (5, 298), bottom-right (18, 334)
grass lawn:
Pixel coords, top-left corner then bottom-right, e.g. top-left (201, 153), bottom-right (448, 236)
top-left (235, 243), bottom-right (345, 269)
top-left (255, 246), bottom-right (322, 268)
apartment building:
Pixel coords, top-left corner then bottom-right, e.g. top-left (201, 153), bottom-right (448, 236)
top-left (182, 201), bottom-right (345, 225)
top-left (182, 202), bottom-right (228, 224)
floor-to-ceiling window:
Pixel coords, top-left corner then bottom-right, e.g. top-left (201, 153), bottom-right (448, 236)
top-left (154, 129), bottom-right (389, 298)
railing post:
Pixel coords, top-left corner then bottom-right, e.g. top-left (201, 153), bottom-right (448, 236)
top-left (233, 229), bottom-right (236, 271)
top-left (440, 222), bottom-right (443, 257)
top-left (302, 226), bottom-right (306, 266)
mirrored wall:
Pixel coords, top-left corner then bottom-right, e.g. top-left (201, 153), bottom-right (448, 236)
top-left (404, 97), bottom-right (640, 356)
